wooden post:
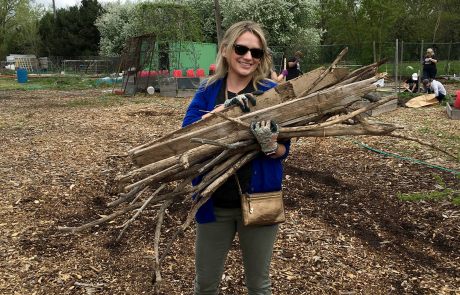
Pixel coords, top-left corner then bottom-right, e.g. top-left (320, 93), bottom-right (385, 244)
top-left (373, 41), bottom-right (376, 63)
top-left (400, 40), bottom-right (404, 84)
top-left (420, 40), bottom-right (424, 79)
top-left (395, 39), bottom-right (399, 93)
top-left (445, 41), bottom-right (452, 76)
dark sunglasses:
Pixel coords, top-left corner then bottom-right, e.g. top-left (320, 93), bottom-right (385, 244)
top-left (233, 44), bottom-right (264, 59)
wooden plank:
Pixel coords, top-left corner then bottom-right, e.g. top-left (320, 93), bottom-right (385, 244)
top-left (446, 103), bottom-right (460, 120)
top-left (132, 77), bottom-right (378, 166)
top-left (159, 77), bottom-right (177, 97)
top-left (371, 99), bottom-right (398, 116)
top-left (129, 66), bottom-right (347, 154)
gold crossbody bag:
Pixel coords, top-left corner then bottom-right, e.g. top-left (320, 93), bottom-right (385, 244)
top-left (235, 175), bottom-right (286, 226)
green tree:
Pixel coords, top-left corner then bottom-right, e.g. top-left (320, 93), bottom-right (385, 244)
top-left (11, 1), bottom-right (43, 55)
top-left (0, 0), bottom-right (42, 59)
top-left (129, 2), bottom-right (202, 42)
top-left (38, 0), bottom-right (103, 57)
top-left (435, 0), bottom-right (460, 43)
top-left (95, 2), bottom-right (135, 56)
top-left (96, 1), bottom-right (202, 56)
top-left (319, 0), bottom-right (459, 63)
top-left (182, 0), bottom-right (217, 43)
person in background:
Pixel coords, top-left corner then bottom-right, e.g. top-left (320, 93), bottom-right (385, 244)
top-left (182, 20), bottom-right (290, 295)
top-left (285, 50), bottom-right (303, 81)
top-left (403, 73), bottom-right (419, 93)
top-left (270, 68), bottom-right (288, 83)
top-left (422, 78), bottom-right (446, 102)
top-left (267, 48), bottom-right (288, 83)
top-left (422, 48), bottom-right (437, 80)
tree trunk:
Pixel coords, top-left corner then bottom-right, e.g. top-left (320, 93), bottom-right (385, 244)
top-left (213, 0), bottom-right (223, 46)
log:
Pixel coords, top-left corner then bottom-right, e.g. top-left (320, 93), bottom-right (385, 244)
top-left (131, 76), bottom-right (381, 166)
top-left (128, 66), bottom-right (350, 157)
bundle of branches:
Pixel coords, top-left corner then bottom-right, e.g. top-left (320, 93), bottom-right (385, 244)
top-left (57, 48), bottom-right (452, 290)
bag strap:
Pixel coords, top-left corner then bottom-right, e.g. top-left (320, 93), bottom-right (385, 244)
top-left (234, 174), bottom-right (243, 196)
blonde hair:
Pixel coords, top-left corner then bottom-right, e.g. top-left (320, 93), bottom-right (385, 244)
top-left (206, 21), bottom-right (272, 89)
top-left (426, 48), bottom-right (434, 55)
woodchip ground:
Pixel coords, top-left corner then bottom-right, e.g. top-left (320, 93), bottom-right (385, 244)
top-left (0, 87), bottom-right (459, 294)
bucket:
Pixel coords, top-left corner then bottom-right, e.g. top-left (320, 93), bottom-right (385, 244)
top-left (454, 90), bottom-right (460, 109)
top-left (17, 68), bottom-right (28, 83)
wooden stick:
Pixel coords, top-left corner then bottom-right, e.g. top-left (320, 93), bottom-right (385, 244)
top-left (387, 133), bottom-right (458, 159)
top-left (124, 164), bottom-right (181, 192)
top-left (107, 185), bottom-right (144, 207)
top-left (57, 202), bottom-right (161, 233)
top-left (280, 95), bottom-right (397, 133)
top-left (213, 111), bottom-right (251, 128)
top-left (132, 76), bottom-right (380, 166)
top-left (299, 47), bottom-right (349, 97)
top-left (129, 186), bottom-right (149, 205)
top-left (278, 123), bottom-right (400, 139)
top-left (158, 151), bottom-right (258, 266)
top-left (127, 66), bottom-right (341, 155)
top-left (153, 199), bottom-right (173, 293)
top-left (116, 184), bottom-right (166, 242)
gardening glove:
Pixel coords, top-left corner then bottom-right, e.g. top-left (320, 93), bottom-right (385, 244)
top-left (251, 120), bottom-right (279, 155)
top-left (224, 92), bottom-right (257, 113)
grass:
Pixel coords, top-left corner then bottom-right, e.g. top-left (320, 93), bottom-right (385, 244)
top-left (0, 75), bottom-right (114, 91)
top-left (398, 174), bottom-right (460, 205)
top-left (0, 75), bottom-right (156, 109)
top-left (397, 91), bottom-right (420, 105)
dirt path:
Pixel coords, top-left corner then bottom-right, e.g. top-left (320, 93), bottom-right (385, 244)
top-left (0, 89), bottom-right (459, 294)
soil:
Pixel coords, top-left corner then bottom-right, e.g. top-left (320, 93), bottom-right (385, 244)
top-left (0, 87), bottom-right (459, 295)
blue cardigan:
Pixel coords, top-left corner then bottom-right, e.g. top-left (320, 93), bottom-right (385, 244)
top-left (182, 78), bottom-right (290, 223)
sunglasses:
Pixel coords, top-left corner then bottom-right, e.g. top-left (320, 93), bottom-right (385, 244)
top-left (233, 44), bottom-right (264, 59)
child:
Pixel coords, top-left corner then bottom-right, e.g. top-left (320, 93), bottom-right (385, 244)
top-left (404, 73), bottom-right (419, 93)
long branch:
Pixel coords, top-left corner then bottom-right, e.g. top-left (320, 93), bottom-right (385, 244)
top-left (116, 184), bottom-right (166, 242)
top-left (299, 47), bottom-right (349, 97)
top-left (387, 133), bottom-right (458, 160)
top-left (280, 95), bottom-right (397, 133)
top-left (153, 199), bottom-right (173, 293)
top-left (157, 151), bottom-right (258, 266)
top-left (57, 201), bottom-right (160, 233)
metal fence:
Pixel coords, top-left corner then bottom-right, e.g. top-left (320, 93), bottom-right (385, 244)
top-left (3, 41), bottom-right (459, 80)
top-left (47, 56), bottom-right (121, 75)
top-left (270, 41), bottom-right (460, 80)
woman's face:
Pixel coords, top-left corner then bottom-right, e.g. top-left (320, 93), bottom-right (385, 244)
top-left (224, 31), bottom-right (262, 78)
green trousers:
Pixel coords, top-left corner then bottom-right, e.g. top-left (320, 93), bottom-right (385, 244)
top-left (194, 207), bottom-right (279, 295)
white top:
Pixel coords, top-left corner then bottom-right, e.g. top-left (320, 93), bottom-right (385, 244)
top-left (430, 80), bottom-right (446, 97)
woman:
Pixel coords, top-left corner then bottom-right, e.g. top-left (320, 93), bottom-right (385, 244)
top-left (286, 50), bottom-right (303, 81)
top-left (182, 21), bottom-right (290, 295)
top-left (422, 48), bottom-right (437, 80)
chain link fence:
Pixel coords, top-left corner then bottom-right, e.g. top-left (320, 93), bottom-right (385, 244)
top-left (1, 56), bottom-right (121, 76)
top-left (270, 41), bottom-right (460, 81)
